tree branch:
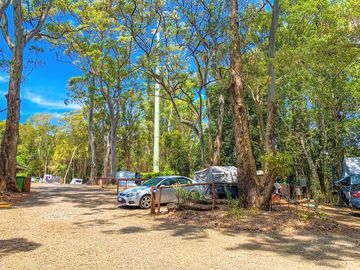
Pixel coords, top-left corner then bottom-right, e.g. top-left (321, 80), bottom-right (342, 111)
top-left (39, 26), bottom-right (88, 40)
top-left (25, 0), bottom-right (53, 44)
top-left (0, 0), bottom-right (10, 16)
top-left (0, 12), bottom-right (14, 50)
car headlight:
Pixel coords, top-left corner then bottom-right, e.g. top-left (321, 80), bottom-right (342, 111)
top-left (126, 193), bottom-right (135, 197)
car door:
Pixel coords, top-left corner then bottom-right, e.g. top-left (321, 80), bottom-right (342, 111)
top-left (178, 177), bottom-right (193, 191)
top-left (159, 178), bottom-right (178, 203)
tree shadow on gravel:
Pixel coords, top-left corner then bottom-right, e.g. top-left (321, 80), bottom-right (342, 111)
top-left (101, 219), bottom-right (208, 240)
top-left (152, 218), bottom-right (209, 240)
top-left (15, 184), bottom-right (116, 210)
top-left (0, 238), bottom-right (40, 257)
top-left (73, 218), bottom-right (116, 228)
top-left (225, 231), bottom-right (360, 268)
top-left (103, 226), bottom-right (147, 234)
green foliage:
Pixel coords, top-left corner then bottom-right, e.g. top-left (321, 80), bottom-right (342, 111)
top-left (263, 152), bottom-right (293, 180)
top-left (173, 187), bottom-right (192, 207)
top-left (318, 211), bottom-right (328, 222)
top-left (141, 171), bottom-right (176, 179)
top-left (173, 187), bottom-right (206, 209)
top-left (227, 199), bottom-right (243, 220)
top-left (299, 213), bottom-right (309, 223)
top-left (162, 131), bottom-right (191, 176)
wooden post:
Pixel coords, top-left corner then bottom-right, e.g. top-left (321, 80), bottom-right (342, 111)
top-left (23, 175), bottom-right (31, 192)
top-left (116, 179), bottom-right (119, 195)
top-left (287, 184), bottom-right (290, 210)
top-left (212, 182), bottom-right (216, 210)
top-left (150, 187), bottom-right (156, 215)
top-left (157, 187), bottom-right (162, 213)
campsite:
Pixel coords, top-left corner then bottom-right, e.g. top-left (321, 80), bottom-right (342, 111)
top-left (1, 0), bottom-right (360, 269)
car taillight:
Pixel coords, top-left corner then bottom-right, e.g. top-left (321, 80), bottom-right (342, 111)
top-left (351, 191), bottom-right (360, 198)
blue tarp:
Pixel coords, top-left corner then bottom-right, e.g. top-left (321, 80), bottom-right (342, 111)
top-left (343, 158), bottom-right (360, 177)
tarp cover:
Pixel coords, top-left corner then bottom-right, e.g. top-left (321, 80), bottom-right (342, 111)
top-left (343, 158), bottom-right (360, 177)
top-left (195, 166), bottom-right (238, 183)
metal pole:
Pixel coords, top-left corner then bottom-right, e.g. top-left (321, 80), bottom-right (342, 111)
top-left (153, 30), bottom-right (160, 173)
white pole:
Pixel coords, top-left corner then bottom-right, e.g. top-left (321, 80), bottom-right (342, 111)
top-left (153, 30), bottom-right (160, 172)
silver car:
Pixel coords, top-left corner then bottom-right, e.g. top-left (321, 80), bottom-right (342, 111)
top-left (117, 176), bottom-right (196, 209)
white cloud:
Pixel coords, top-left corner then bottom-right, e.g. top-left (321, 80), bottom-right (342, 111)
top-left (52, 112), bottom-right (63, 118)
top-left (23, 89), bottom-right (81, 110)
top-left (0, 75), bottom-right (9, 83)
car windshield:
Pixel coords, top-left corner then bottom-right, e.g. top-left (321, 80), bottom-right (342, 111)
top-left (142, 177), bottom-right (165, 187)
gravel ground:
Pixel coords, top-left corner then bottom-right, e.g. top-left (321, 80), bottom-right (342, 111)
top-left (1, 184), bottom-right (359, 270)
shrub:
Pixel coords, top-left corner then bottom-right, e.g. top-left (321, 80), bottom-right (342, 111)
top-left (227, 199), bottom-right (242, 220)
top-left (141, 170), bottom-right (175, 179)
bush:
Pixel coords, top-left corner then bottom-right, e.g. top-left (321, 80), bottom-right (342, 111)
top-left (227, 198), bottom-right (242, 220)
top-left (173, 187), bottom-right (208, 209)
top-left (141, 170), bottom-right (175, 179)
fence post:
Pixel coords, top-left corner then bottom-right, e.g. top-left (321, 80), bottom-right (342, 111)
top-left (157, 187), bottom-right (162, 213)
top-left (212, 182), bottom-right (216, 210)
top-left (116, 179), bottom-right (119, 195)
top-left (150, 187), bottom-right (156, 214)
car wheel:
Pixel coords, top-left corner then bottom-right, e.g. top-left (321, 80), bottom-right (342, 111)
top-left (140, 195), bottom-right (151, 209)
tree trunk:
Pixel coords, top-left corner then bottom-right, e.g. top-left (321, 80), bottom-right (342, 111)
top-left (260, 0), bottom-right (280, 210)
top-left (63, 149), bottom-right (76, 184)
top-left (250, 87), bottom-right (265, 150)
top-left (206, 88), bottom-right (214, 165)
top-left (264, 0), bottom-right (280, 154)
top-left (103, 132), bottom-right (110, 177)
top-left (0, 45), bottom-right (24, 192)
top-left (212, 91), bottom-right (225, 165)
top-left (0, 0), bottom-right (52, 191)
top-left (167, 107), bottom-right (172, 132)
top-left (44, 140), bottom-right (48, 176)
top-left (228, 0), bottom-right (259, 208)
top-left (87, 82), bottom-right (97, 185)
top-left (109, 116), bottom-right (117, 177)
top-left (300, 136), bottom-right (320, 197)
top-left (199, 132), bottom-right (206, 168)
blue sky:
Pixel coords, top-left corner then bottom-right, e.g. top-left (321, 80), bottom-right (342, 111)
top-left (0, 28), bottom-right (82, 123)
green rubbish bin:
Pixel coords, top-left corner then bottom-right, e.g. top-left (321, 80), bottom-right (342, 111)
top-left (16, 176), bottom-right (25, 191)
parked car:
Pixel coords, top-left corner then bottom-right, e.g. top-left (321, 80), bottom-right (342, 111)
top-left (70, 178), bottom-right (83, 185)
top-left (31, 177), bottom-right (42, 183)
top-left (334, 175), bottom-right (360, 208)
top-left (117, 176), bottom-right (196, 209)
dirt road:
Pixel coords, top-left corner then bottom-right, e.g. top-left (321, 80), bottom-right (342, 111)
top-left (1, 184), bottom-right (359, 270)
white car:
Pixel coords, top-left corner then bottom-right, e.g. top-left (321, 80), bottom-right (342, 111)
top-left (70, 178), bottom-right (83, 185)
